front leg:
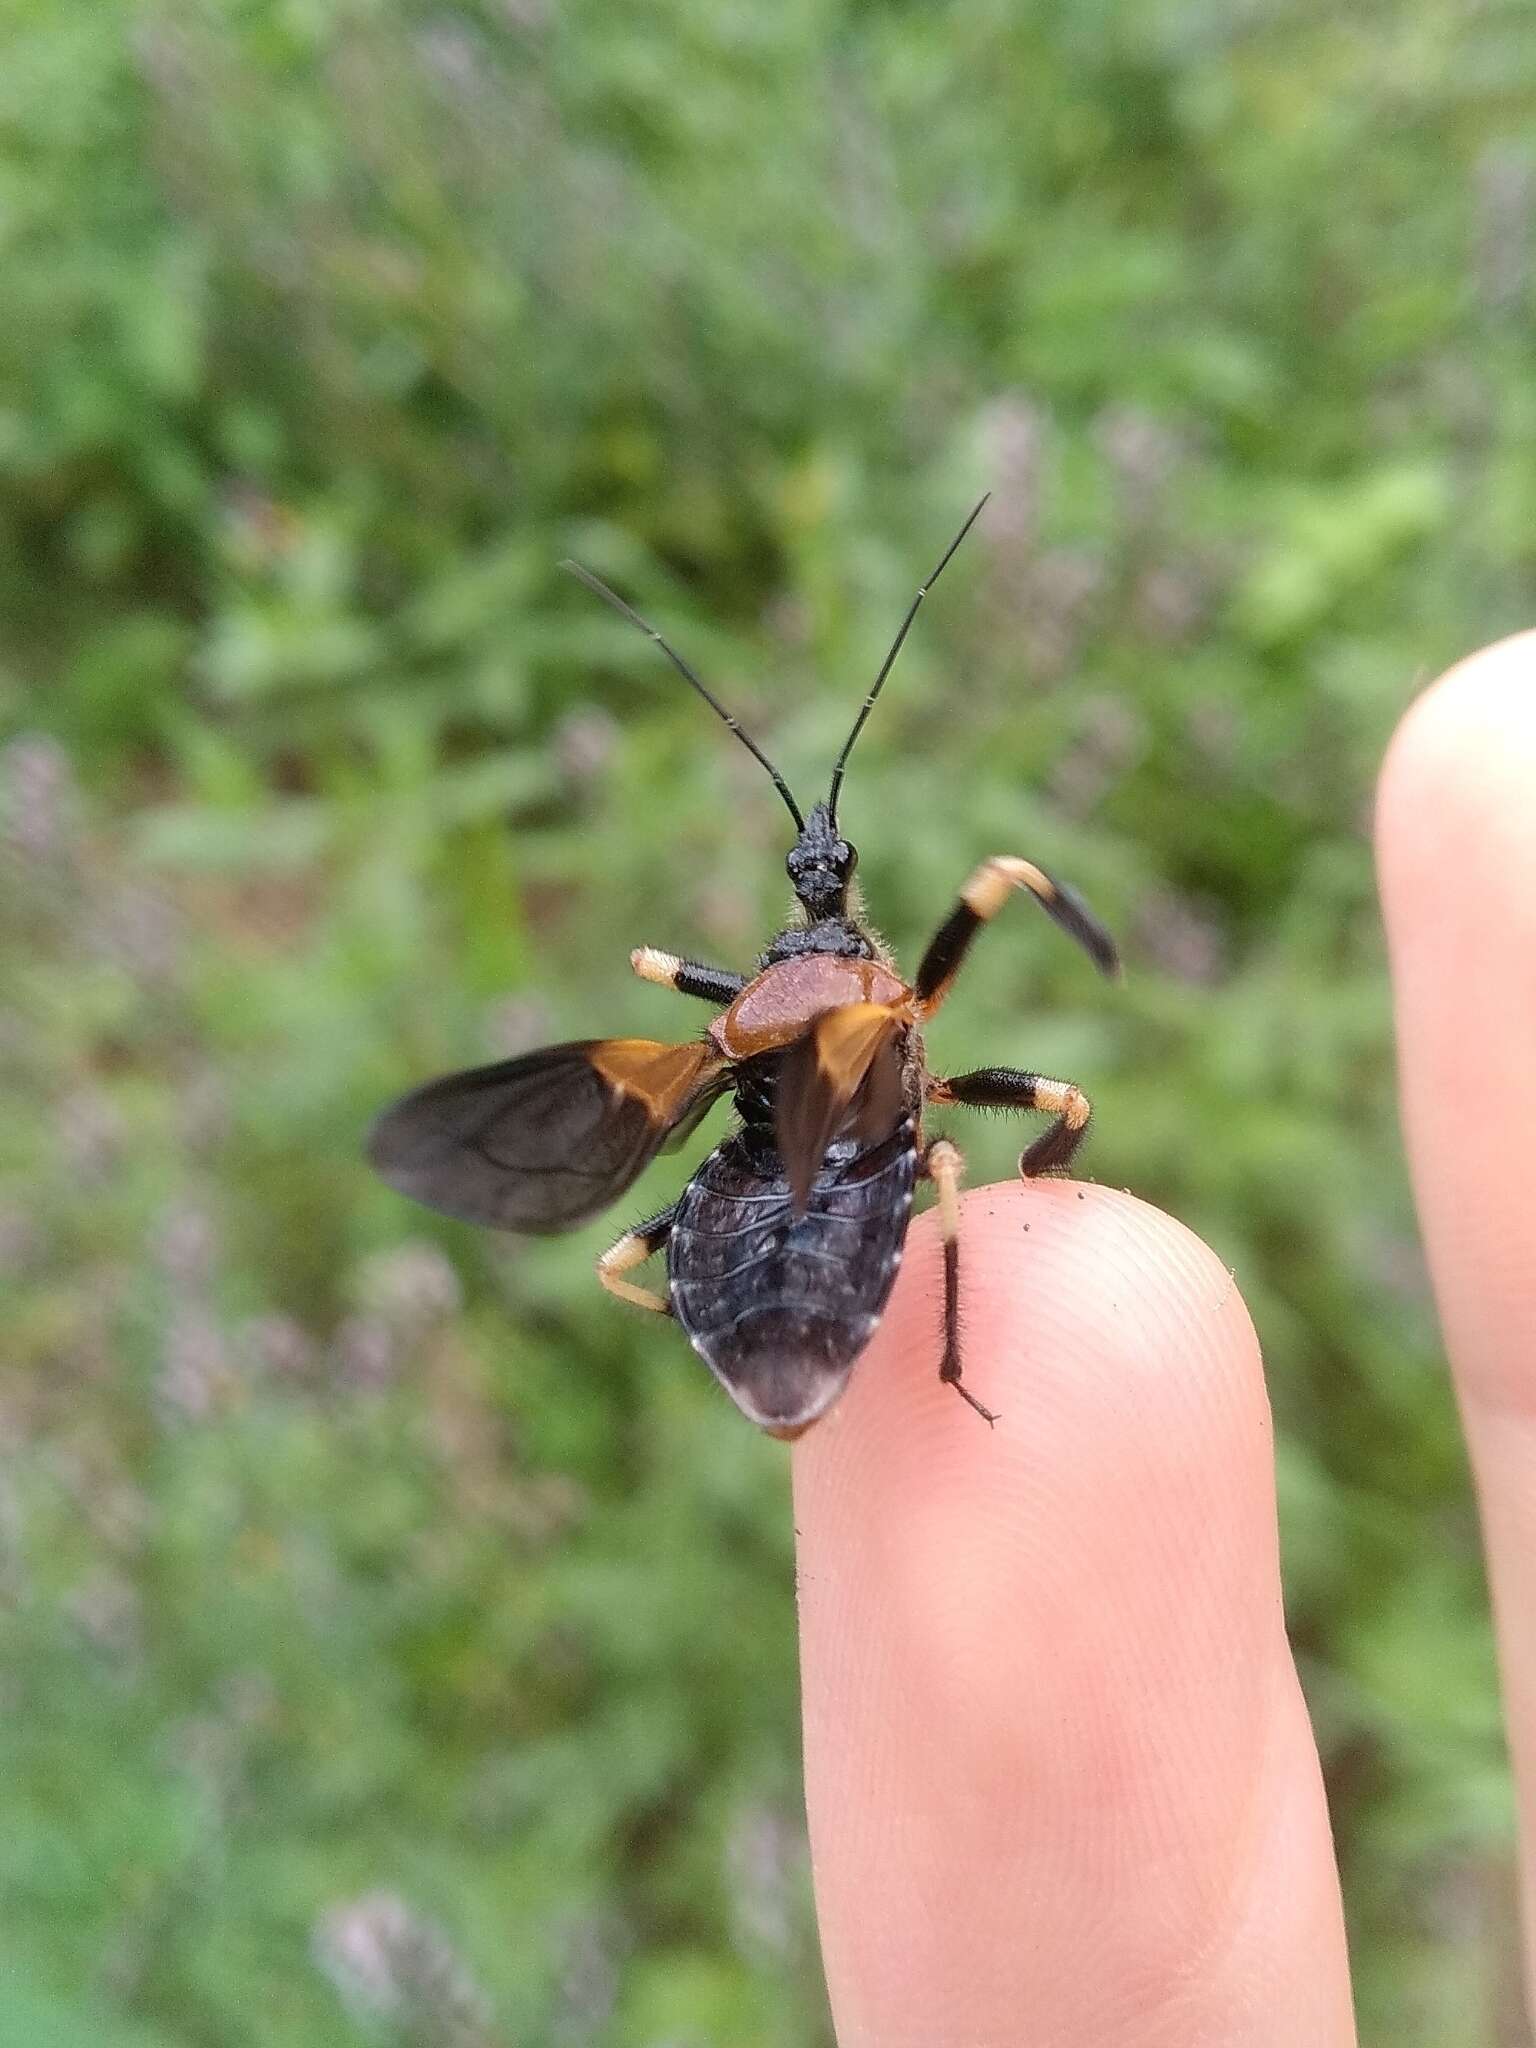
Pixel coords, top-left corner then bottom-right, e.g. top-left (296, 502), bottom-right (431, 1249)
top-left (914, 857), bottom-right (1118, 1017)
top-left (929, 1067), bottom-right (1092, 1176)
top-left (922, 1138), bottom-right (998, 1426)
top-left (631, 948), bottom-right (746, 1004)
top-left (597, 1202), bottom-right (678, 1313)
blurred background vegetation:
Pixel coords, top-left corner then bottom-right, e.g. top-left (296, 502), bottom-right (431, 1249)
top-left (3, 0), bottom-right (1535, 2041)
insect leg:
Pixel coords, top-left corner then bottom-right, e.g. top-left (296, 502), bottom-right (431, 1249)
top-left (929, 1067), bottom-right (1093, 1176)
top-left (922, 1138), bottom-right (998, 1426)
top-left (630, 948), bottom-right (746, 1004)
top-left (597, 1202), bottom-right (678, 1314)
top-left (914, 857), bottom-right (1118, 1017)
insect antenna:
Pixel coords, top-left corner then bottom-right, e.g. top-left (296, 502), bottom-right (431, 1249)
top-left (561, 559), bottom-right (805, 831)
top-left (826, 493), bottom-right (991, 822)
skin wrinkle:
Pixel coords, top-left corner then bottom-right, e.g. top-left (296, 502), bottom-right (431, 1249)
top-left (793, 1179), bottom-right (1353, 2047)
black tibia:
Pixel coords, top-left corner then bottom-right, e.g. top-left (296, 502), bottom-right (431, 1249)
top-left (630, 948), bottom-right (746, 1003)
top-left (675, 961), bottom-right (746, 1003)
top-left (922, 1139), bottom-right (997, 1426)
top-left (628, 1202), bottom-right (678, 1255)
top-left (931, 1066), bottom-right (1092, 1178)
top-left (941, 1233), bottom-right (964, 1389)
top-left (597, 1202), bottom-right (678, 1315)
top-left (914, 897), bottom-right (995, 1008)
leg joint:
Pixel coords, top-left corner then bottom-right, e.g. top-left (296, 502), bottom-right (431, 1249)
top-left (597, 1208), bottom-right (676, 1315)
top-left (960, 855), bottom-right (1051, 922)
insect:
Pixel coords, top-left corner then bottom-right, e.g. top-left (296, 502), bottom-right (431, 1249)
top-left (368, 498), bottom-right (1119, 1438)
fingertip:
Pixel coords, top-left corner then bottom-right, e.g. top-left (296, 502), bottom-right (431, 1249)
top-left (1375, 628), bottom-right (1536, 1409)
top-left (794, 1181), bottom-right (1274, 1750)
top-left (1377, 627), bottom-right (1536, 899)
top-left (795, 1179), bottom-right (1267, 1555)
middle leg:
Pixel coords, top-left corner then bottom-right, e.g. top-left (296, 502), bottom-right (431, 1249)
top-left (929, 1066), bottom-right (1093, 1176)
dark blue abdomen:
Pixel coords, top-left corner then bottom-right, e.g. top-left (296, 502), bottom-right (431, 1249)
top-left (668, 1117), bottom-right (919, 1434)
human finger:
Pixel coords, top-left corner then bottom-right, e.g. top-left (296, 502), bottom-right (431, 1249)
top-left (792, 1178), bottom-right (1355, 2047)
top-left (1377, 630), bottom-right (1536, 1987)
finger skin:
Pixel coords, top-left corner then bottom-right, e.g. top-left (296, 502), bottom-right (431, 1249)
top-left (793, 1179), bottom-right (1355, 2048)
top-left (1377, 631), bottom-right (1536, 1987)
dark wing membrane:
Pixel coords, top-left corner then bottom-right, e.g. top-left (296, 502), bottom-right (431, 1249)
top-left (368, 1038), bottom-right (725, 1234)
top-left (774, 1002), bottom-right (906, 1216)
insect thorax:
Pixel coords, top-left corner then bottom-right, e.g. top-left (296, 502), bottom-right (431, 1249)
top-left (711, 948), bottom-right (910, 1065)
top-left (760, 916), bottom-right (875, 966)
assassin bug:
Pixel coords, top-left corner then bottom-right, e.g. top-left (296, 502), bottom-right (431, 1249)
top-left (368, 498), bottom-right (1119, 1438)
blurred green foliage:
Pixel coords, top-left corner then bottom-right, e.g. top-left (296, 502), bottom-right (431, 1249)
top-left (3, 0), bottom-right (1536, 2040)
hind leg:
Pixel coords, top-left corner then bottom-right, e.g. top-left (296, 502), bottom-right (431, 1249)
top-left (597, 1203), bottom-right (677, 1314)
top-left (922, 1138), bottom-right (998, 1426)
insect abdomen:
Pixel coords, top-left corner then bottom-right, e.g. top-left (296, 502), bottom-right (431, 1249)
top-left (668, 1120), bottom-right (918, 1436)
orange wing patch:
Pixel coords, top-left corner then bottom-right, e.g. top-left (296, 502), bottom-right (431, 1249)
top-left (774, 1002), bottom-right (908, 1216)
top-left (588, 1038), bottom-right (727, 1122)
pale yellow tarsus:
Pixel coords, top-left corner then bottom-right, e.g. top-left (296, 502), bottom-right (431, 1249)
top-left (597, 1229), bottom-right (671, 1314)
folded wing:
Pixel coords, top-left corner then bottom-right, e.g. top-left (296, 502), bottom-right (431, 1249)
top-left (774, 1001), bottom-right (908, 1216)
